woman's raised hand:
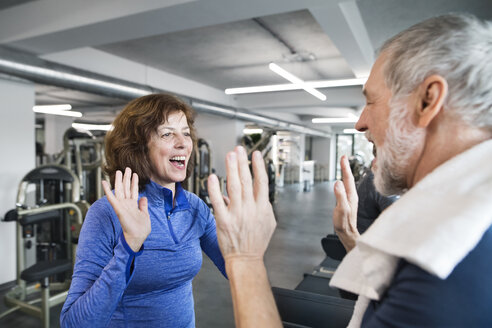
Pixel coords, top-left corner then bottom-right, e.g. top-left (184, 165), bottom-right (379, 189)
top-left (102, 167), bottom-right (151, 252)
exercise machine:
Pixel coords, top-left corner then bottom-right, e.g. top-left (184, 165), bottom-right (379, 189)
top-left (242, 130), bottom-right (277, 202)
top-left (194, 139), bottom-right (215, 207)
top-left (0, 165), bottom-right (84, 328)
top-left (53, 127), bottom-right (106, 203)
top-left (272, 253), bottom-right (356, 327)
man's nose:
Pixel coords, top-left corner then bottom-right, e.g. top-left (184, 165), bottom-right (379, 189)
top-left (355, 107), bottom-right (368, 132)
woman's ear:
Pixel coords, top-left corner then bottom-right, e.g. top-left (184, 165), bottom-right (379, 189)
top-left (416, 75), bottom-right (448, 128)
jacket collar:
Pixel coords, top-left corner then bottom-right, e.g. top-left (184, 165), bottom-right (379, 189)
top-left (143, 180), bottom-right (191, 212)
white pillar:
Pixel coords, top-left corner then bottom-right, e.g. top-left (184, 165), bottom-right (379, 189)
top-left (0, 78), bottom-right (35, 284)
top-left (298, 133), bottom-right (306, 192)
top-left (329, 136), bottom-right (336, 180)
top-left (44, 115), bottom-right (74, 155)
top-left (312, 135), bottom-right (335, 181)
top-left (194, 113), bottom-right (245, 179)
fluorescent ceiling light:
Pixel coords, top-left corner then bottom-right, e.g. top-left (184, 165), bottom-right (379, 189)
top-left (343, 129), bottom-right (363, 134)
top-left (33, 103), bottom-right (82, 117)
top-left (243, 128), bottom-right (263, 134)
top-left (268, 63), bottom-right (326, 101)
top-left (312, 117), bottom-right (359, 124)
top-left (225, 77), bottom-right (367, 95)
top-left (308, 78), bottom-right (367, 88)
top-left (33, 104), bottom-right (72, 111)
top-left (33, 107), bottom-right (82, 117)
top-left (72, 123), bottom-right (113, 131)
top-left (226, 84), bottom-right (299, 94)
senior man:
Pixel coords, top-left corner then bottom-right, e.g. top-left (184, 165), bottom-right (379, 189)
top-left (207, 13), bottom-right (492, 327)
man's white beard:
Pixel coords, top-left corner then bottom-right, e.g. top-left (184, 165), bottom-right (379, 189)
top-left (373, 99), bottom-right (425, 196)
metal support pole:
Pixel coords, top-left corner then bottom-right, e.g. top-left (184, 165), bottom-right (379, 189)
top-left (41, 278), bottom-right (49, 328)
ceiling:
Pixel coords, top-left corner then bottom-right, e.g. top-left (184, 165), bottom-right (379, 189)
top-left (0, 0), bottom-right (36, 11)
top-left (97, 10), bottom-right (354, 89)
top-left (0, 0), bottom-right (490, 134)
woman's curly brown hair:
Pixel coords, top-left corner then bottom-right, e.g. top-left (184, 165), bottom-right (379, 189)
top-left (104, 94), bottom-right (197, 190)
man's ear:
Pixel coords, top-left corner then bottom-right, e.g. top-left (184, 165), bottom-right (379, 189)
top-left (416, 75), bottom-right (448, 128)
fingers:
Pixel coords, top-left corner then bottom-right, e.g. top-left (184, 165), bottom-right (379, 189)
top-left (225, 151), bottom-right (241, 206)
top-left (123, 167), bottom-right (132, 198)
top-left (102, 180), bottom-right (114, 200)
top-left (252, 151), bottom-right (268, 202)
top-left (223, 195), bottom-right (230, 207)
top-left (114, 170), bottom-right (124, 198)
top-left (138, 196), bottom-right (148, 214)
top-left (208, 174), bottom-right (227, 219)
top-left (102, 180), bottom-right (119, 211)
top-left (236, 146), bottom-right (253, 202)
top-left (131, 173), bottom-right (139, 200)
top-left (340, 156), bottom-right (357, 203)
top-left (333, 180), bottom-right (349, 209)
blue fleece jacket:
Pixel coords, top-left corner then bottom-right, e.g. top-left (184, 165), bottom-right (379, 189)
top-left (60, 181), bottom-right (226, 328)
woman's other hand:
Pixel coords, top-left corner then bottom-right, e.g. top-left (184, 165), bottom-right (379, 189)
top-left (102, 167), bottom-right (151, 252)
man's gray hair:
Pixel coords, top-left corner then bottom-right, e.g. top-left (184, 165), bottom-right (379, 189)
top-left (380, 14), bottom-right (492, 130)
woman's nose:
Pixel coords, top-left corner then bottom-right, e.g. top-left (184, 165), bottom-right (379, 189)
top-left (174, 133), bottom-right (185, 148)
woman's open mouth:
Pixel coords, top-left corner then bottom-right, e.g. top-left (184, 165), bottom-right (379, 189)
top-left (170, 156), bottom-right (186, 168)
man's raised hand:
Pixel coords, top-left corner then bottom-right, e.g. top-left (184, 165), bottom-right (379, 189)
top-left (207, 147), bottom-right (276, 260)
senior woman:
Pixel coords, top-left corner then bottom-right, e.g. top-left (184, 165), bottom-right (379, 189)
top-left (60, 94), bottom-right (226, 327)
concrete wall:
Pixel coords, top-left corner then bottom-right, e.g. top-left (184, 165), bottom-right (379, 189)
top-left (312, 135), bottom-right (336, 181)
top-left (0, 78), bottom-right (35, 284)
top-left (44, 115), bottom-right (74, 155)
top-left (194, 112), bottom-right (245, 179)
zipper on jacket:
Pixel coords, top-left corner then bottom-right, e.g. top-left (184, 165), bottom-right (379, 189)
top-left (166, 213), bottom-right (179, 244)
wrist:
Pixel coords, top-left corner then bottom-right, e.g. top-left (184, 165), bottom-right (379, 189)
top-left (335, 227), bottom-right (359, 238)
top-left (225, 254), bottom-right (263, 261)
top-left (334, 220), bottom-right (359, 235)
top-left (225, 255), bottom-right (265, 276)
top-left (336, 230), bottom-right (360, 252)
top-left (122, 233), bottom-right (144, 252)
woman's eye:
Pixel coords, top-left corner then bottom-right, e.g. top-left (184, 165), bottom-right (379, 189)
top-left (162, 133), bottom-right (171, 138)
top-left (184, 132), bottom-right (191, 137)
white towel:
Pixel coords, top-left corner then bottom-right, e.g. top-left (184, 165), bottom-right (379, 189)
top-left (330, 139), bottom-right (492, 327)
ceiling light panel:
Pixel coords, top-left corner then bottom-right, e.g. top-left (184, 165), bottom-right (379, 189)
top-left (33, 107), bottom-right (82, 117)
top-left (268, 63), bottom-right (326, 101)
top-left (224, 78), bottom-right (366, 95)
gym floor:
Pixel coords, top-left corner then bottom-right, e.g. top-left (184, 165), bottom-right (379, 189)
top-left (0, 181), bottom-right (335, 328)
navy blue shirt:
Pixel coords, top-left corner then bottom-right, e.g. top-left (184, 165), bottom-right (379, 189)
top-left (362, 224), bottom-right (492, 327)
top-left (357, 170), bottom-right (398, 234)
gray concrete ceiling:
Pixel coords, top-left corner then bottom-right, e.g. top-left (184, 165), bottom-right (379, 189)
top-left (0, 0), bottom-right (490, 131)
top-left (360, 0), bottom-right (492, 50)
top-left (97, 10), bottom-right (355, 89)
top-left (0, 0), bottom-right (37, 11)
